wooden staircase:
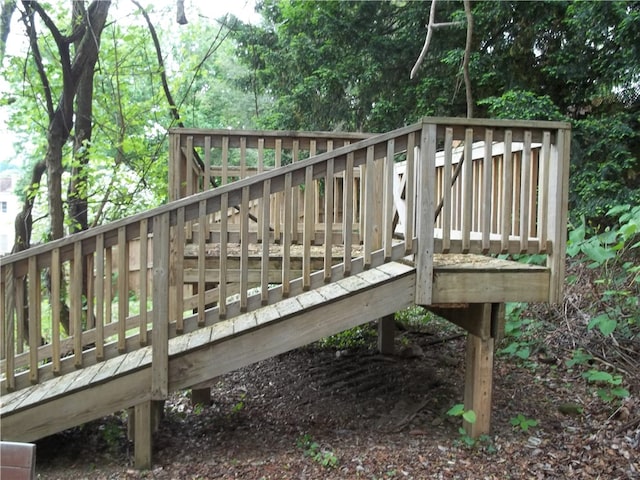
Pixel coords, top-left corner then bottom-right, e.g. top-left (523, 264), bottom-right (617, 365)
top-left (1, 117), bottom-right (571, 469)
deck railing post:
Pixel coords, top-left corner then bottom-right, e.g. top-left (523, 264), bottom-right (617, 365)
top-left (415, 123), bottom-right (436, 305)
top-left (151, 212), bottom-right (170, 400)
top-left (546, 127), bottom-right (571, 303)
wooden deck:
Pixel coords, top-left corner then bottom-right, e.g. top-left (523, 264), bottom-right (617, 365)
top-left (0, 117), bottom-right (570, 469)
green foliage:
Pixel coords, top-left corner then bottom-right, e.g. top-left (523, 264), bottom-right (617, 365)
top-left (296, 434), bottom-right (338, 469)
top-left (479, 90), bottom-right (566, 121)
top-left (498, 303), bottom-right (539, 364)
top-left (509, 414), bottom-right (538, 432)
top-left (567, 204), bottom-right (640, 338)
top-left (582, 369), bottom-right (630, 403)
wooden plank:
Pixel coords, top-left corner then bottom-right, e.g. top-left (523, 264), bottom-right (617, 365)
top-left (536, 132), bottom-right (551, 253)
top-left (1, 369), bottom-right (151, 442)
top-left (363, 146), bottom-right (375, 268)
top-left (218, 193), bottom-right (229, 318)
top-left (343, 152), bottom-right (354, 275)
top-left (377, 314), bottom-right (395, 355)
top-left (481, 129), bottom-right (493, 253)
top-left (464, 325), bottom-right (495, 438)
top-left (291, 140), bottom-right (300, 244)
top-left (519, 131), bottom-right (532, 252)
top-left (172, 208), bottom-right (185, 332)
top-left (134, 401), bottom-right (153, 469)
top-left (261, 179), bottom-right (271, 305)
top-left (383, 140), bottom-right (394, 260)
top-left (303, 165), bottom-right (313, 289)
top-left (139, 220), bottom-right (148, 346)
top-left (257, 138), bottom-right (265, 242)
top-left (431, 269), bottom-right (549, 303)
top-left (404, 133), bottom-right (415, 252)
top-left (324, 157), bottom-right (334, 282)
top-left (547, 128), bottom-right (570, 303)
top-left (461, 128), bottom-right (473, 253)
top-left (152, 212), bottom-right (170, 400)
top-left (168, 268), bottom-right (416, 392)
top-left (27, 257), bottom-right (39, 385)
top-left (274, 138), bottom-right (282, 240)
top-left (501, 130), bottom-right (513, 252)
top-left (282, 173), bottom-right (292, 296)
top-left (441, 128), bottom-right (453, 253)
top-left (117, 227), bottom-right (128, 354)
top-left (198, 200), bottom-right (207, 327)
top-left (204, 135), bottom-right (212, 191)
top-left (51, 248), bottom-right (61, 375)
top-left (415, 124), bottom-right (436, 305)
top-left (239, 186), bottom-right (250, 312)
top-left (221, 136), bottom-right (229, 185)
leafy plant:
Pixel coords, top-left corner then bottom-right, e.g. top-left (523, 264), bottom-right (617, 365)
top-left (582, 369), bottom-right (630, 403)
top-left (296, 434), bottom-right (338, 468)
top-left (567, 205), bottom-right (640, 338)
top-left (446, 404), bottom-right (478, 448)
top-left (509, 414), bottom-right (538, 432)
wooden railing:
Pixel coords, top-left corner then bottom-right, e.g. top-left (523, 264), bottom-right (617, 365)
top-left (0, 117), bottom-right (570, 397)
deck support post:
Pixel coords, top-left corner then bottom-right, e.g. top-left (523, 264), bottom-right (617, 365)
top-left (427, 302), bottom-right (502, 437)
top-left (134, 401), bottom-right (153, 470)
top-left (463, 328), bottom-right (494, 438)
top-left (377, 314), bottom-right (396, 354)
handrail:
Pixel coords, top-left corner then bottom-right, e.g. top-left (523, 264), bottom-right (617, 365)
top-left (0, 117), bottom-right (571, 399)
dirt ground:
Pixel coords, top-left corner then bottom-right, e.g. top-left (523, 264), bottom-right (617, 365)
top-left (34, 308), bottom-right (639, 480)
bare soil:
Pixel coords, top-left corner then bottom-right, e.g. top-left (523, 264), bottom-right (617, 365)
top-left (34, 305), bottom-right (639, 480)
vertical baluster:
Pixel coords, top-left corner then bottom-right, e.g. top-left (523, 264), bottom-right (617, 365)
top-left (274, 139), bottom-right (282, 241)
top-left (221, 136), bottom-right (229, 185)
top-left (492, 152), bottom-right (501, 233)
top-left (291, 140), bottom-right (300, 244)
top-left (139, 219), bottom-right (149, 346)
top-left (261, 179), bottom-right (271, 304)
top-left (4, 264), bottom-right (15, 390)
top-left (173, 208), bottom-right (185, 333)
top-left (72, 243), bottom-right (83, 368)
top-left (303, 165), bottom-right (314, 289)
top-left (363, 146), bottom-right (375, 268)
top-left (343, 153), bottom-right (354, 276)
top-left (383, 140), bottom-right (394, 261)
top-left (240, 186), bottom-right (249, 311)
top-left (310, 140), bottom-right (319, 226)
top-left (257, 138), bottom-right (265, 243)
top-left (461, 128), bottom-right (474, 253)
top-left (482, 129), bottom-right (494, 253)
top-left (85, 251), bottom-right (94, 330)
top-left (185, 136), bottom-right (194, 242)
top-left (519, 131), bottom-right (532, 252)
top-left (95, 234), bottom-right (105, 361)
top-left (198, 200), bottom-right (207, 327)
top-left (324, 158), bottom-right (334, 282)
top-left (204, 136), bottom-right (212, 191)
top-left (404, 133), bottom-right (415, 253)
top-left (240, 136), bottom-right (247, 180)
top-left (282, 173), bottom-right (292, 296)
top-left (51, 248), bottom-right (61, 374)
top-left (501, 130), bottom-right (513, 252)
top-left (28, 256), bottom-right (40, 384)
top-left (117, 227), bottom-right (128, 353)
top-left (537, 132), bottom-right (551, 253)
top-left (16, 274), bottom-right (23, 355)
top-left (442, 128), bottom-right (454, 253)
top-left (105, 246), bottom-right (113, 324)
top-left (219, 193), bottom-right (229, 318)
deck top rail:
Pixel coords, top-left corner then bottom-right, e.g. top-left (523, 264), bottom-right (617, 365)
top-left (0, 117), bottom-right (570, 401)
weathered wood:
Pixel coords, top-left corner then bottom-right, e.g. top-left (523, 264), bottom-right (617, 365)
top-left (377, 314), bottom-right (396, 355)
top-left (151, 212), bottom-right (170, 400)
top-left (134, 401), bottom-right (152, 470)
top-left (464, 326), bottom-right (494, 438)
